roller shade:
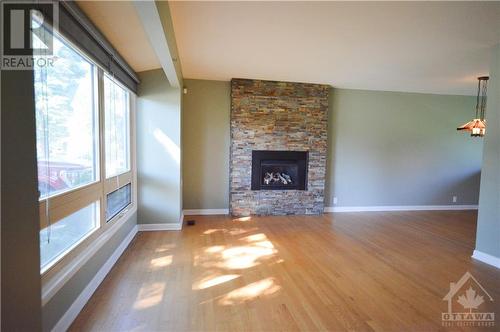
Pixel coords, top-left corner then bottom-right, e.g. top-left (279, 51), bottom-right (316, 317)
top-left (40, 1), bottom-right (139, 92)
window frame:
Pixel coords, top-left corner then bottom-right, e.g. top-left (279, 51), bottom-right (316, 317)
top-left (102, 73), bottom-right (133, 224)
top-left (37, 30), bottom-right (137, 277)
top-left (103, 72), bottom-right (132, 179)
top-left (35, 30), bottom-right (101, 202)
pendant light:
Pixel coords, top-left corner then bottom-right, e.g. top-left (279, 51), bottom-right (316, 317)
top-left (457, 76), bottom-right (489, 137)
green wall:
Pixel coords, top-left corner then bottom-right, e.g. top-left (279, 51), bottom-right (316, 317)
top-left (182, 79), bottom-right (483, 209)
top-left (1, 70), bottom-right (42, 331)
top-left (327, 88), bottom-right (482, 207)
top-left (182, 79), bottom-right (230, 209)
top-left (137, 69), bottom-right (182, 224)
top-left (475, 44), bottom-right (500, 259)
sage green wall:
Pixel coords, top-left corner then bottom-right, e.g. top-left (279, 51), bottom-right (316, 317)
top-left (42, 213), bottom-right (137, 331)
top-left (137, 69), bottom-right (182, 224)
top-left (326, 89), bottom-right (482, 207)
top-left (181, 79), bottom-right (482, 209)
top-left (1, 70), bottom-right (42, 331)
top-left (182, 79), bottom-right (230, 209)
top-left (475, 44), bottom-right (500, 259)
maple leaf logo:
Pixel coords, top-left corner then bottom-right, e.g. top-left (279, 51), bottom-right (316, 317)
top-left (457, 287), bottom-right (484, 313)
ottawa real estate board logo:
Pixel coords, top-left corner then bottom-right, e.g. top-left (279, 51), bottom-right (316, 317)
top-left (1, 1), bottom-right (58, 69)
top-left (442, 271), bottom-right (495, 327)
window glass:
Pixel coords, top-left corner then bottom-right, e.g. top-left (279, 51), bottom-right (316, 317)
top-left (104, 75), bottom-right (130, 178)
top-left (33, 23), bottom-right (135, 272)
top-left (106, 183), bottom-right (131, 221)
top-left (40, 201), bottom-right (100, 271)
top-left (34, 33), bottom-right (98, 199)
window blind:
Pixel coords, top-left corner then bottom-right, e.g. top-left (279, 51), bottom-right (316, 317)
top-left (40, 1), bottom-right (139, 92)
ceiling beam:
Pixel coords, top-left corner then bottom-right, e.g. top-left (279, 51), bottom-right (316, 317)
top-left (133, 0), bottom-right (182, 87)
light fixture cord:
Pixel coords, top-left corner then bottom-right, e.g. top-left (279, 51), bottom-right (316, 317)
top-left (475, 78), bottom-right (481, 119)
top-left (480, 79), bottom-right (488, 121)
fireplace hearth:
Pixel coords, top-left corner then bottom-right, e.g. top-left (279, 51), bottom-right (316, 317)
top-left (251, 150), bottom-right (308, 190)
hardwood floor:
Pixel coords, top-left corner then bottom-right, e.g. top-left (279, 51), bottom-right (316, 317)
top-left (71, 211), bottom-right (499, 331)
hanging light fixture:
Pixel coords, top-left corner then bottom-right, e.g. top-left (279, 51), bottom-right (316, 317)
top-left (457, 76), bottom-right (489, 137)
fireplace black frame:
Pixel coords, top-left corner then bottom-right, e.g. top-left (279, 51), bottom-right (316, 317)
top-left (251, 150), bottom-right (308, 190)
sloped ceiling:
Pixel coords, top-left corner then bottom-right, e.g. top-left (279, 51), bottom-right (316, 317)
top-left (170, 1), bottom-right (500, 95)
top-left (76, 0), bottom-right (160, 72)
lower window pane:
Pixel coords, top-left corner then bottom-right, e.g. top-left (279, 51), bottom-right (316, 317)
top-left (40, 201), bottom-right (100, 270)
top-left (106, 183), bottom-right (131, 221)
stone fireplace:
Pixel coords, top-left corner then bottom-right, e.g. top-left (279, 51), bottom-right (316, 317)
top-left (230, 78), bottom-right (329, 216)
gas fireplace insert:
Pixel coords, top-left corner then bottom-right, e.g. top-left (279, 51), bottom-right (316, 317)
top-left (251, 150), bottom-right (308, 190)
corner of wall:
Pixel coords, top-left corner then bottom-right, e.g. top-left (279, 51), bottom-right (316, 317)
top-left (474, 43), bottom-right (500, 263)
top-left (136, 69), bottom-right (183, 225)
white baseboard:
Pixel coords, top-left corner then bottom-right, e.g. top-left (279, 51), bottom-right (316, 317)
top-left (324, 205), bottom-right (478, 213)
top-left (184, 206), bottom-right (479, 214)
top-left (472, 250), bottom-right (500, 269)
top-left (138, 223), bottom-right (183, 231)
top-left (52, 225), bottom-right (138, 332)
top-left (52, 218), bottom-right (184, 330)
top-left (183, 208), bottom-right (229, 215)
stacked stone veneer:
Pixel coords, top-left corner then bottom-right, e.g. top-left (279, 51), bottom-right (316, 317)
top-left (230, 78), bottom-right (329, 216)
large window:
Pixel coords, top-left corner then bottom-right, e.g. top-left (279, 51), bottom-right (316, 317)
top-left (34, 34), bottom-right (99, 198)
top-left (104, 74), bottom-right (130, 178)
top-left (34, 31), bottom-right (134, 272)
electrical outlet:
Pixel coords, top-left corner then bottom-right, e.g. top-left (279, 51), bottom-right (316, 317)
top-left (452, 196), bottom-right (457, 203)
top-left (333, 197), bottom-right (338, 205)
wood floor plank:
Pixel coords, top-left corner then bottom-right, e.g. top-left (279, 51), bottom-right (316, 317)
top-left (70, 211), bottom-right (500, 331)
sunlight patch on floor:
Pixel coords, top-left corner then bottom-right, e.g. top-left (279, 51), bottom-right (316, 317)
top-left (133, 282), bottom-right (166, 310)
top-left (242, 233), bottom-right (267, 242)
top-left (255, 240), bottom-right (274, 249)
top-left (150, 255), bottom-right (172, 268)
top-left (218, 277), bottom-right (281, 305)
top-left (203, 229), bottom-right (222, 235)
top-left (203, 227), bottom-right (259, 236)
top-left (192, 274), bottom-right (240, 290)
top-left (228, 227), bottom-right (258, 236)
top-left (155, 243), bottom-right (176, 253)
top-left (195, 232), bottom-right (279, 269)
top-left (221, 245), bottom-right (276, 269)
top-left (204, 245), bottom-right (225, 254)
top-left (233, 216), bottom-right (252, 222)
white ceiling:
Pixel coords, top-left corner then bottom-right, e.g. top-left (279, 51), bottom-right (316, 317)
top-left (170, 1), bottom-right (500, 95)
top-left (76, 0), bottom-right (160, 72)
